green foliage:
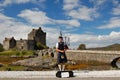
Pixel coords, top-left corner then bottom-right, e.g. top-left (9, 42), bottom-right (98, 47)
top-left (0, 43), bottom-right (4, 52)
top-left (0, 50), bottom-right (19, 56)
top-left (88, 43), bottom-right (120, 51)
top-left (36, 42), bottom-right (48, 50)
top-left (6, 67), bottom-right (11, 71)
top-left (16, 52), bottom-right (20, 56)
top-left (22, 51), bottom-right (27, 55)
top-left (53, 46), bottom-right (56, 49)
top-left (0, 64), bottom-right (25, 71)
top-left (78, 44), bottom-right (86, 50)
top-left (0, 50), bottom-right (34, 56)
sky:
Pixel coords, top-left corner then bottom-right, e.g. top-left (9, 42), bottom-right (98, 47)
top-left (0, 0), bottom-right (120, 48)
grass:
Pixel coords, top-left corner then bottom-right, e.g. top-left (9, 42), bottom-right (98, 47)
top-left (0, 56), bottom-right (28, 64)
top-left (0, 64), bottom-right (25, 71)
top-left (66, 64), bottom-right (88, 70)
top-left (42, 54), bottom-right (50, 59)
top-left (0, 50), bottom-right (34, 56)
top-left (0, 50), bottom-right (19, 56)
top-left (65, 60), bottom-right (112, 70)
top-left (0, 50), bottom-right (31, 71)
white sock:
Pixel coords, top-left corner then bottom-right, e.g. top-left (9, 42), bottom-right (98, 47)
top-left (58, 65), bottom-right (62, 71)
top-left (62, 65), bottom-right (65, 71)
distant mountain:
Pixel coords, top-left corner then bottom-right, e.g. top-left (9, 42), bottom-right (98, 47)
top-left (88, 44), bottom-right (120, 51)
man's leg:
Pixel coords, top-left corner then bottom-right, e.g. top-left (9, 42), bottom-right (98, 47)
top-left (58, 64), bottom-right (62, 71)
top-left (62, 64), bottom-right (65, 71)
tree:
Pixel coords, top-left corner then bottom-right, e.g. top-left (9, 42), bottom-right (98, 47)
top-left (36, 42), bottom-right (48, 50)
top-left (0, 43), bottom-right (4, 52)
top-left (53, 46), bottom-right (56, 49)
top-left (78, 44), bottom-right (86, 50)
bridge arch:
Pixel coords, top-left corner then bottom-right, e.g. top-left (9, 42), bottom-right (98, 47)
top-left (111, 57), bottom-right (120, 68)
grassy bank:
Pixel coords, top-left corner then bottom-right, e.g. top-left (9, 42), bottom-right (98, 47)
top-left (0, 50), bottom-right (34, 71)
top-left (0, 65), bottom-right (26, 71)
top-left (0, 50), bottom-right (34, 56)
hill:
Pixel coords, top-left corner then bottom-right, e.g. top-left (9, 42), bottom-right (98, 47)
top-left (88, 43), bottom-right (120, 51)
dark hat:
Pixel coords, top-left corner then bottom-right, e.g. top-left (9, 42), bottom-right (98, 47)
top-left (59, 36), bottom-right (63, 39)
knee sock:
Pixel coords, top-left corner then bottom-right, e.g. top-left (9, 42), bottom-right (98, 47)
top-left (58, 65), bottom-right (62, 71)
top-left (62, 65), bottom-right (65, 71)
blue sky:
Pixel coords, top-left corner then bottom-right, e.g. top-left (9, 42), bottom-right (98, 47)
top-left (0, 0), bottom-right (120, 48)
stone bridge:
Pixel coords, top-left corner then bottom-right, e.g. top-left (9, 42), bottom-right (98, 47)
top-left (61, 50), bottom-right (120, 67)
top-left (65, 50), bottom-right (120, 64)
top-left (38, 49), bottom-right (120, 67)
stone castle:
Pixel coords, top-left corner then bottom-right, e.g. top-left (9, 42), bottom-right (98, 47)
top-left (3, 27), bottom-right (46, 50)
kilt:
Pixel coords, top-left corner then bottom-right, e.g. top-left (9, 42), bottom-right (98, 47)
top-left (57, 52), bottom-right (67, 64)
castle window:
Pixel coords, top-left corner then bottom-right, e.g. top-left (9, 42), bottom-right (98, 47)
top-left (21, 46), bottom-right (23, 49)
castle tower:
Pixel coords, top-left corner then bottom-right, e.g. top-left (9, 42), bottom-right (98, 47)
top-left (3, 37), bottom-right (16, 50)
top-left (28, 27), bottom-right (46, 46)
top-left (16, 38), bottom-right (29, 50)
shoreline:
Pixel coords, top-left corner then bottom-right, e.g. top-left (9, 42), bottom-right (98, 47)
top-left (0, 70), bottom-right (120, 78)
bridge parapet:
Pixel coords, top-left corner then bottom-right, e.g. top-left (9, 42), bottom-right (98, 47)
top-left (65, 50), bottom-right (120, 63)
top-left (67, 50), bottom-right (120, 54)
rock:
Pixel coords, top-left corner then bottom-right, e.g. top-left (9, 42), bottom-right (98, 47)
top-left (0, 63), bottom-right (4, 67)
top-left (12, 57), bottom-right (43, 67)
top-left (12, 57), bottom-right (57, 69)
top-left (12, 49), bottom-right (57, 69)
top-left (23, 55), bottom-right (30, 58)
top-left (10, 55), bottom-right (17, 58)
top-left (24, 67), bottom-right (34, 71)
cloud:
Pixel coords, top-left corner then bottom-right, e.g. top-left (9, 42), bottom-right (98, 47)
top-left (54, 0), bottom-right (60, 4)
top-left (63, 0), bottom-right (79, 10)
top-left (0, 13), bottom-right (120, 48)
top-left (0, 13), bottom-right (58, 48)
top-left (18, 9), bottom-right (52, 25)
top-left (0, 0), bottom-right (46, 7)
top-left (0, 0), bottom-right (120, 49)
top-left (98, 17), bottom-right (120, 29)
top-left (0, 13), bottom-right (79, 48)
top-left (56, 19), bottom-right (80, 27)
top-left (112, 0), bottom-right (120, 5)
top-left (98, 31), bottom-right (120, 42)
top-left (0, 13), bottom-right (33, 42)
top-left (0, 0), bottom-right (30, 6)
top-left (89, 0), bottom-right (107, 6)
top-left (112, 4), bottom-right (120, 15)
top-left (63, 0), bottom-right (99, 21)
top-left (69, 31), bottom-right (120, 48)
top-left (42, 27), bottom-right (59, 47)
top-left (68, 6), bottom-right (99, 21)
top-left (18, 9), bottom-right (80, 27)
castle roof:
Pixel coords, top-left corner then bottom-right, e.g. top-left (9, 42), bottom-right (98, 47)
top-left (4, 37), bottom-right (15, 41)
top-left (28, 27), bottom-right (46, 36)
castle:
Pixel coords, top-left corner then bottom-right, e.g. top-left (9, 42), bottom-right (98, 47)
top-left (3, 27), bottom-right (46, 50)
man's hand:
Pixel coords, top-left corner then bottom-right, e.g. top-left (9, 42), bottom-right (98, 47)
top-left (61, 50), bottom-right (65, 53)
top-left (56, 48), bottom-right (65, 53)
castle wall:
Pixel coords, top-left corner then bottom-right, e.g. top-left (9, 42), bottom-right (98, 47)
top-left (9, 38), bottom-right (16, 48)
top-left (3, 27), bottom-right (46, 50)
top-left (28, 29), bottom-right (36, 40)
top-left (16, 39), bottom-right (28, 50)
top-left (3, 40), bottom-right (10, 50)
top-left (27, 40), bottom-right (35, 50)
top-left (3, 37), bottom-right (16, 50)
top-left (28, 27), bottom-right (46, 46)
top-left (34, 32), bottom-right (46, 46)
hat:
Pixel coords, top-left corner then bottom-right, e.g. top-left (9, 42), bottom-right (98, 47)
top-left (59, 36), bottom-right (63, 39)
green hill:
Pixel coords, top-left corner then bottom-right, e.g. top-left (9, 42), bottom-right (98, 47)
top-left (88, 43), bottom-right (120, 51)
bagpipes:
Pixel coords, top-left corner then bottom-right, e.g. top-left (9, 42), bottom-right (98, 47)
top-left (64, 36), bottom-right (70, 50)
top-left (64, 44), bottom-right (68, 49)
